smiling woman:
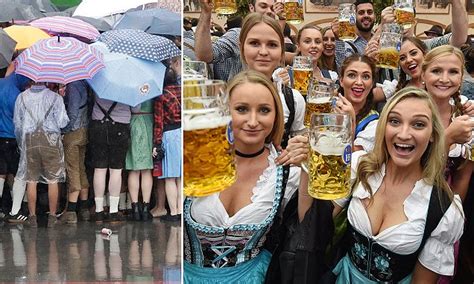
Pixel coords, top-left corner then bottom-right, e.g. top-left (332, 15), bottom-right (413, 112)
top-left (183, 70), bottom-right (302, 284)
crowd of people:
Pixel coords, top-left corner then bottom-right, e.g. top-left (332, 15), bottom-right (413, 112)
top-left (0, 24), bottom-right (182, 227)
top-left (183, 0), bottom-right (473, 282)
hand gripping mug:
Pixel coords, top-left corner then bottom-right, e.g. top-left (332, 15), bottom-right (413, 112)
top-left (308, 113), bottom-right (352, 200)
top-left (183, 80), bottom-right (236, 197)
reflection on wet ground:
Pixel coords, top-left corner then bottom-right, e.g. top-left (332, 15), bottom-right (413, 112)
top-left (0, 218), bottom-right (181, 283)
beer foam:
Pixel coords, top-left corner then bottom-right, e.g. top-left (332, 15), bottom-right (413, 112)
top-left (395, 7), bottom-right (413, 12)
top-left (184, 112), bottom-right (230, 131)
top-left (308, 96), bottom-right (332, 104)
top-left (312, 135), bottom-right (346, 155)
top-left (293, 68), bottom-right (313, 72)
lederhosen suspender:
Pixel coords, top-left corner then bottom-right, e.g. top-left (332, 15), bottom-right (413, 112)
top-left (95, 101), bottom-right (117, 123)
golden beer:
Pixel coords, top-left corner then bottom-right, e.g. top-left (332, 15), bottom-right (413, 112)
top-left (184, 117), bottom-right (236, 197)
top-left (308, 136), bottom-right (351, 200)
top-left (184, 77), bottom-right (206, 98)
top-left (338, 20), bottom-right (356, 41)
top-left (304, 97), bottom-right (333, 127)
top-left (377, 47), bottom-right (400, 69)
top-left (293, 68), bottom-right (312, 97)
top-left (395, 8), bottom-right (414, 29)
top-left (285, 1), bottom-right (304, 24)
top-left (214, 0), bottom-right (237, 15)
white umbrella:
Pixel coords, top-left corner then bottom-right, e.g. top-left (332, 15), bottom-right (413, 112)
top-left (72, 0), bottom-right (156, 19)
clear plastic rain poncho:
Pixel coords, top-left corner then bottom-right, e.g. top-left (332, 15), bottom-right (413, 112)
top-left (13, 85), bottom-right (69, 184)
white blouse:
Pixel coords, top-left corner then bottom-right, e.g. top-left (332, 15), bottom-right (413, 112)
top-left (342, 151), bottom-right (465, 276)
top-left (279, 88), bottom-right (306, 133)
top-left (191, 145), bottom-right (301, 228)
top-left (353, 119), bottom-right (378, 152)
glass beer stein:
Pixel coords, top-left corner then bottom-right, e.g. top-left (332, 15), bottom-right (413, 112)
top-left (338, 3), bottom-right (356, 41)
top-left (183, 61), bottom-right (208, 97)
top-left (292, 56), bottom-right (313, 97)
top-left (183, 80), bottom-right (236, 197)
top-left (214, 0), bottom-right (237, 14)
top-left (284, 0), bottom-right (304, 24)
top-left (394, 0), bottom-right (415, 29)
top-left (304, 79), bottom-right (337, 127)
top-left (308, 113), bottom-right (352, 200)
top-left (377, 24), bottom-right (402, 70)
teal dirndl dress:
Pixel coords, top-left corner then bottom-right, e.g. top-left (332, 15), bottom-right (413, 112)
top-left (183, 166), bottom-right (285, 284)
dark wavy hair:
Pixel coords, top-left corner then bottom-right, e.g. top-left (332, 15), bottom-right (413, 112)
top-left (339, 54), bottom-right (377, 123)
top-left (395, 37), bottom-right (427, 92)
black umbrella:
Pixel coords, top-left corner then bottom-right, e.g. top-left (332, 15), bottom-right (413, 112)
top-left (0, 30), bottom-right (17, 69)
top-left (0, 1), bottom-right (44, 22)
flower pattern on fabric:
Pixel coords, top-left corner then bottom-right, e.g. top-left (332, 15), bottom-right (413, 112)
top-left (374, 255), bottom-right (390, 272)
top-left (353, 242), bottom-right (367, 259)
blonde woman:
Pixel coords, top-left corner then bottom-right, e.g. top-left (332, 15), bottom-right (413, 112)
top-left (184, 70), bottom-right (301, 283)
top-left (290, 87), bottom-right (464, 283)
top-left (421, 45), bottom-right (474, 201)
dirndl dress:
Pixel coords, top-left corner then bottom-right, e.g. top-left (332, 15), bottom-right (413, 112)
top-left (160, 127), bottom-right (181, 178)
top-left (125, 100), bottom-right (154, 170)
top-left (183, 166), bottom-right (286, 283)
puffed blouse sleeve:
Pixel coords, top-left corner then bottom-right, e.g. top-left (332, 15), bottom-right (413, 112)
top-left (333, 150), bottom-right (367, 208)
top-left (354, 119), bottom-right (378, 152)
top-left (418, 194), bottom-right (465, 276)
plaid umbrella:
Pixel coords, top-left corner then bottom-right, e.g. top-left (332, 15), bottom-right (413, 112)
top-left (0, 30), bottom-right (17, 69)
top-left (114, 8), bottom-right (180, 36)
top-left (4, 25), bottom-right (51, 50)
top-left (14, 36), bottom-right (105, 84)
top-left (30, 16), bottom-right (100, 42)
top-left (98, 29), bottom-right (180, 62)
top-left (87, 52), bottom-right (166, 107)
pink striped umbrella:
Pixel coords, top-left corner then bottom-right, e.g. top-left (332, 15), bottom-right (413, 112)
top-left (29, 16), bottom-right (100, 42)
top-left (14, 36), bottom-right (105, 84)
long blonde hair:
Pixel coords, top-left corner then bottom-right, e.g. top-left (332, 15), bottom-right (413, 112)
top-left (354, 87), bottom-right (453, 203)
top-left (421, 45), bottom-right (465, 117)
top-left (227, 70), bottom-right (285, 146)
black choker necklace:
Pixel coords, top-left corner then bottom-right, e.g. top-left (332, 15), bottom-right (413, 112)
top-left (235, 147), bottom-right (265, 158)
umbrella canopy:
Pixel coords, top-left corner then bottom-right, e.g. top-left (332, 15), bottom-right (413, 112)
top-left (73, 16), bottom-right (112, 32)
top-left (0, 1), bottom-right (44, 22)
top-left (87, 52), bottom-right (166, 107)
top-left (13, 0), bottom-right (58, 13)
top-left (14, 36), bottom-right (105, 84)
top-left (113, 8), bottom-right (180, 36)
top-left (73, 0), bottom-right (156, 19)
top-left (98, 29), bottom-right (180, 63)
top-left (0, 30), bottom-right (17, 69)
top-left (29, 16), bottom-right (100, 42)
top-left (4, 25), bottom-right (51, 50)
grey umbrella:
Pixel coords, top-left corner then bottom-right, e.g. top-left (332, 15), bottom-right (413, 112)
top-left (0, 30), bottom-right (17, 69)
top-left (14, 0), bottom-right (58, 13)
top-left (74, 16), bottom-right (112, 32)
top-left (0, 1), bottom-right (45, 22)
top-left (113, 8), bottom-right (180, 36)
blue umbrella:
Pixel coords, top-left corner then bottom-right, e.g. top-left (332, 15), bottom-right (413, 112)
top-left (98, 29), bottom-right (180, 62)
top-left (87, 52), bottom-right (166, 107)
top-left (113, 8), bottom-right (180, 36)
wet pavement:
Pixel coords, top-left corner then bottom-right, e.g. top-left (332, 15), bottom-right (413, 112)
top-left (0, 217), bottom-right (181, 283)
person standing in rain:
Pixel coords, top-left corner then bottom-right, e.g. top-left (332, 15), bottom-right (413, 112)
top-left (13, 82), bottom-right (69, 228)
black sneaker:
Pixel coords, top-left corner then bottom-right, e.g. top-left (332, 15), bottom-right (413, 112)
top-left (93, 212), bottom-right (105, 223)
top-left (107, 212), bottom-right (124, 223)
top-left (6, 213), bottom-right (28, 224)
top-left (161, 214), bottom-right (180, 222)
